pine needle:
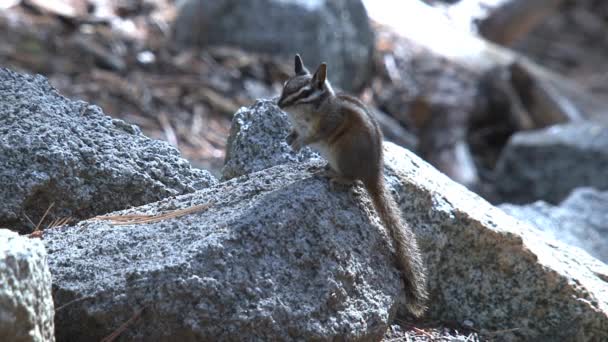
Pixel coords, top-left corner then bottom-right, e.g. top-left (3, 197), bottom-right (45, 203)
top-left (23, 213), bottom-right (37, 228)
top-left (92, 203), bottom-right (212, 226)
top-left (54, 296), bottom-right (92, 312)
top-left (48, 216), bottom-right (73, 228)
top-left (100, 306), bottom-right (145, 342)
top-left (34, 202), bottom-right (55, 232)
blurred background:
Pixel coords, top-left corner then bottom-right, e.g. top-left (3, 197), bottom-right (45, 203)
top-left (1, 0), bottom-right (607, 210)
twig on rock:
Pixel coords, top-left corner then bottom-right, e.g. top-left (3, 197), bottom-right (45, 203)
top-left (91, 203), bottom-right (212, 226)
top-left (100, 306), bottom-right (146, 342)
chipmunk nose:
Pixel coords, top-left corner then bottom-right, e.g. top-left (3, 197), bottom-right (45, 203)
top-left (277, 95), bottom-right (286, 108)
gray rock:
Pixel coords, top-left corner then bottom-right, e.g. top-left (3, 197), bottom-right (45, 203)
top-left (222, 101), bottom-right (608, 341)
top-left (45, 162), bottom-right (402, 341)
top-left (173, 0), bottom-right (374, 92)
top-left (222, 98), bottom-right (320, 180)
top-left (495, 122), bottom-right (608, 204)
top-left (0, 229), bottom-right (54, 342)
top-left (501, 187), bottom-right (608, 264)
top-left (0, 68), bottom-right (217, 233)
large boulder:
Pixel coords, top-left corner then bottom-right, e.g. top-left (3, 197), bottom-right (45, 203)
top-left (221, 100), bottom-right (608, 340)
top-left (501, 187), bottom-right (608, 264)
top-left (173, 0), bottom-right (374, 92)
top-left (495, 122), bottom-right (608, 204)
top-left (0, 68), bottom-right (216, 233)
top-left (0, 229), bottom-right (54, 342)
top-left (45, 161), bottom-right (402, 341)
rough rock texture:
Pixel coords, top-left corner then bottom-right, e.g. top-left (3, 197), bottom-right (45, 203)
top-left (0, 229), bottom-right (54, 342)
top-left (0, 68), bottom-right (217, 233)
top-left (222, 100), bottom-right (608, 341)
top-left (173, 0), bottom-right (374, 92)
top-left (45, 162), bottom-right (402, 341)
top-left (222, 99), bottom-right (320, 180)
top-left (495, 122), bottom-right (608, 204)
top-left (501, 187), bottom-right (608, 264)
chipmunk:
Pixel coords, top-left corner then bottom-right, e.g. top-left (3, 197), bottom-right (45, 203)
top-left (278, 55), bottom-right (428, 316)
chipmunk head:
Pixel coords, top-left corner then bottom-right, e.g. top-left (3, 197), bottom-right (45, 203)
top-left (278, 54), bottom-right (334, 109)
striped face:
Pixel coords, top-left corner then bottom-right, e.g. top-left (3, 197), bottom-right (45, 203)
top-left (277, 75), bottom-right (321, 109)
top-left (278, 55), bottom-right (331, 110)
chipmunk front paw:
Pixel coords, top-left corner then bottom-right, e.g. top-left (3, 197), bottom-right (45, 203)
top-left (286, 130), bottom-right (298, 145)
top-left (286, 131), bottom-right (303, 151)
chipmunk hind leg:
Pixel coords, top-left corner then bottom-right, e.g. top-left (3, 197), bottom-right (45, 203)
top-left (334, 131), bottom-right (380, 183)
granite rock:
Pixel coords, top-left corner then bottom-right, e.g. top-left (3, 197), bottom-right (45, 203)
top-left (222, 98), bottom-right (320, 180)
top-left (0, 229), bottom-right (54, 342)
top-left (0, 68), bottom-right (216, 233)
top-left (45, 162), bottom-right (402, 341)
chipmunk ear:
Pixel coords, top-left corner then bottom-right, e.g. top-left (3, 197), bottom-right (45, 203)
top-left (294, 54), bottom-right (309, 76)
top-left (312, 63), bottom-right (327, 89)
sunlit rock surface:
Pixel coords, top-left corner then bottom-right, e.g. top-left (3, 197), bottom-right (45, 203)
top-left (223, 99), bottom-right (608, 341)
